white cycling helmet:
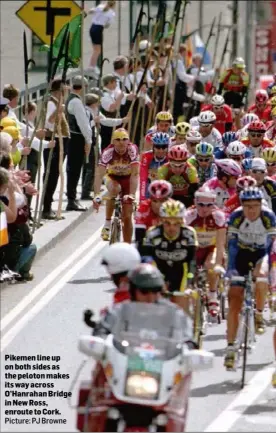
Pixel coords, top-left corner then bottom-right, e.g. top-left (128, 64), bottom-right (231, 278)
top-left (195, 186), bottom-right (216, 201)
top-left (215, 158), bottom-right (242, 177)
top-left (251, 157), bottom-right (267, 172)
top-left (198, 110), bottom-right (216, 124)
top-left (101, 243), bottom-right (141, 274)
top-left (241, 113), bottom-right (259, 128)
top-left (189, 116), bottom-right (199, 127)
top-left (226, 140), bottom-right (247, 156)
top-left (186, 129), bottom-right (202, 143)
top-left (211, 94), bottom-right (225, 106)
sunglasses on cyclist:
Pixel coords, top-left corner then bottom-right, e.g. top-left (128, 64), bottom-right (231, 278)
top-left (267, 162), bottom-right (276, 167)
top-left (138, 286), bottom-right (161, 294)
top-left (252, 169), bottom-right (266, 174)
top-left (197, 157), bottom-right (211, 163)
top-left (159, 123), bottom-right (171, 128)
top-left (213, 105), bottom-right (223, 110)
top-left (199, 123), bottom-right (213, 127)
top-left (170, 162), bottom-right (185, 168)
top-left (114, 138), bottom-right (129, 142)
top-left (154, 144), bottom-right (168, 150)
top-left (231, 155), bottom-right (243, 161)
top-left (248, 132), bottom-right (264, 138)
top-left (197, 202), bottom-right (214, 207)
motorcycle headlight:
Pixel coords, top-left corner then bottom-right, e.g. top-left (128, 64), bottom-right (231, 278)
top-left (125, 372), bottom-right (159, 400)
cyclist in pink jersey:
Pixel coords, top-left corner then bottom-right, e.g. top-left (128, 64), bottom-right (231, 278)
top-left (203, 159), bottom-right (242, 208)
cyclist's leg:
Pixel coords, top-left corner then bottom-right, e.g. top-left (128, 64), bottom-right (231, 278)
top-left (204, 248), bottom-right (220, 315)
top-left (253, 254), bottom-right (269, 334)
top-left (101, 176), bottom-right (119, 240)
top-left (121, 176), bottom-right (133, 244)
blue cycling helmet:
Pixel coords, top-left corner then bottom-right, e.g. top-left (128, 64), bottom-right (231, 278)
top-left (195, 142), bottom-right (214, 156)
top-left (241, 158), bottom-right (253, 172)
top-left (152, 132), bottom-right (170, 147)
top-left (222, 131), bottom-right (237, 147)
top-left (239, 187), bottom-right (263, 202)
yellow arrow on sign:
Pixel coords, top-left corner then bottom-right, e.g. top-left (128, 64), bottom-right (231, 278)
top-left (16, 0), bottom-right (82, 45)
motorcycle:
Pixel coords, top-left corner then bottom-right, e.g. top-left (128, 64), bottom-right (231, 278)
top-left (76, 302), bottom-right (214, 432)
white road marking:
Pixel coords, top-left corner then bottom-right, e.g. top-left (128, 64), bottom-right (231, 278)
top-left (1, 226), bottom-right (102, 332)
top-left (1, 240), bottom-right (106, 351)
top-left (204, 366), bottom-right (275, 432)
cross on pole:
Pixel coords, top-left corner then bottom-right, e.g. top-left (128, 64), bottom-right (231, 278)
top-left (34, 0), bottom-right (71, 35)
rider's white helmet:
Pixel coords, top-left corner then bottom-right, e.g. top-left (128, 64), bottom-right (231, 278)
top-left (189, 116), bottom-right (199, 127)
top-left (101, 243), bottom-right (141, 274)
top-left (211, 94), bottom-right (225, 106)
top-left (241, 113), bottom-right (259, 128)
top-left (226, 140), bottom-right (247, 156)
top-left (198, 110), bottom-right (216, 124)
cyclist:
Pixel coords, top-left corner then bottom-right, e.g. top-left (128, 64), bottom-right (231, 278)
top-left (241, 157), bottom-right (253, 175)
top-left (214, 131), bottom-right (237, 159)
top-left (201, 94), bottom-right (233, 134)
top-left (188, 142), bottom-right (217, 186)
top-left (236, 113), bottom-right (259, 141)
top-left (223, 175), bottom-right (257, 216)
top-left (101, 242), bottom-right (141, 303)
top-left (93, 128), bottom-right (139, 243)
top-left (203, 159), bottom-right (242, 208)
top-left (140, 199), bottom-right (197, 308)
top-left (170, 122), bottom-right (191, 146)
top-left (265, 106), bottom-right (276, 143)
top-left (248, 89), bottom-right (272, 123)
top-left (225, 187), bottom-right (276, 369)
top-left (185, 129), bottom-right (203, 156)
top-left (196, 111), bottom-right (223, 149)
top-left (218, 57), bottom-right (249, 108)
top-left (261, 147), bottom-right (276, 180)
top-left (139, 132), bottom-right (169, 201)
top-left (267, 73), bottom-right (276, 97)
top-left (241, 120), bottom-right (274, 157)
top-left (158, 145), bottom-right (199, 207)
top-left (185, 187), bottom-right (227, 317)
top-left (144, 111), bottom-right (175, 151)
top-left (225, 140), bottom-right (252, 165)
top-left (249, 157), bottom-right (276, 213)
top-left (135, 180), bottom-right (173, 249)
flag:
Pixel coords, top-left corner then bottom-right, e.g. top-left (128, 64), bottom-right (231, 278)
top-left (193, 32), bottom-right (212, 66)
top-left (40, 14), bottom-right (82, 68)
top-left (184, 23), bottom-right (193, 67)
top-left (0, 203), bottom-right (8, 247)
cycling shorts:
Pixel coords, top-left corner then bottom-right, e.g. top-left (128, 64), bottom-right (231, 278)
top-left (105, 175), bottom-right (130, 196)
top-left (196, 246), bottom-right (216, 267)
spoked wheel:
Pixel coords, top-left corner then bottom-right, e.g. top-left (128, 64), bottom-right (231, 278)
top-left (219, 292), bottom-right (226, 320)
top-left (109, 218), bottom-right (121, 245)
top-left (193, 292), bottom-right (205, 348)
top-left (241, 310), bottom-right (249, 389)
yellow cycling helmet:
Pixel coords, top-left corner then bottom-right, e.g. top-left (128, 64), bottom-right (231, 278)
top-left (160, 198), bottom-right (186, 218)
top-left (261, 147), bottom-right (276, 164)
top-left (156, 111), bottom-right (173, 122)
top-left (112, 128), bottom-right (129, 141)
top-left (2, 126), bottom-right (20, 140)
top-left (0, 117), bottom-right (17, 130)
top-left (270, 96), bottom-right (276, 107)
top-left (272, 106), bottom-right (276, 117)
top-left (271, 86), bottom-right (276, 96)
top-left (175, 122), bottom-right (190, 137)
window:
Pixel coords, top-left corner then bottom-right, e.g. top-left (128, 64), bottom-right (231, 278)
top-left (31, 34), bottom-right (48, 70)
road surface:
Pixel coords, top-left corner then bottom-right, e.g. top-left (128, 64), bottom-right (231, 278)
top-left (1, 206), bottom-right (275, 432)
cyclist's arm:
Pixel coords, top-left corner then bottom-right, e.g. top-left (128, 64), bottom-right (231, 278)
top-left (139, 155), bottom-right (149, 201)
top-left (94, 165), bottom-right (107, 196)
top-left (227, 231), bottom-right (239, 271)
top-left (130, 163), bottom-right (139, 195)
top-left (215, 228), bottom-right (226, 266)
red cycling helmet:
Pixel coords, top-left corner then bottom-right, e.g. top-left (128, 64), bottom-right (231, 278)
top-left (236, 175), bottom-right (257, 191)
top-left (148, 180), bottom-right (173, 200)
top-left (168, 145), bottom-right (189, 161)
top-left (247, 120), bottom-right (266, 133)
top-left (255, 89), bottom-right (268, 104)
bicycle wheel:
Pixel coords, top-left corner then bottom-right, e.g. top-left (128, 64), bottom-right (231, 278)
top-left (109, 218), bottom-right (121, 245)
top-left (241, 309), bottom-right (250, 389)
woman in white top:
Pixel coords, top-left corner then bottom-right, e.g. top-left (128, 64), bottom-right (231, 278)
top-left (88, 0), bottom-right (116, 75)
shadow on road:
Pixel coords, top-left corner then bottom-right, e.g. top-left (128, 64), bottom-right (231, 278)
top-left (68, 277), bottom-right (111, 284)
top-left (203, 334), bottom-right (224, 342)
top-left (234, 404), bottom-right (276, 415)
top-left (190, 380), bottom-right (238, 397)
top-left (245, 362), bottom-right (272, 372)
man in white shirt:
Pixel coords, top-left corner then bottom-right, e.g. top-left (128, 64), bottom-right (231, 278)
top-left (66, 76), bottom-right (92, 211)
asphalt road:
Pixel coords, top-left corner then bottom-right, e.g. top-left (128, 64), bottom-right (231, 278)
top-left (1, 206), bottom-right (276, 433)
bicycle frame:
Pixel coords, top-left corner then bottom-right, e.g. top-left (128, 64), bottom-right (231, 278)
top-left (109, 196), bottom-right (122, 245)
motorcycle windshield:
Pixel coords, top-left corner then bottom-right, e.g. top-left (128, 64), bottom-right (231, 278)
top-left (112, 302), bottom-right (185, 360)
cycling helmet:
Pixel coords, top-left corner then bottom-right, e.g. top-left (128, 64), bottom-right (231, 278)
top-left (239, 186), bottom-right (263, 202)
top-left (148, 180), bottom-right (173, 200)
top-left (222, 131), bottom-right (237, 146)
top-left (152, 132), bottom-right (170, 146)
top-left (198, 110), bottom-right (216, 124)
top-left (195, 186), bottom-right (216, 201)
top-left (271, 86), bottom-right (276, 96)
top-left (251, 157), bottom-right (267, 171)
top-left (226, 140), bottom-right (247, 156)
top-left (247, 120), bottom-right (266, 133)
top-left (211, 94), bottom-right (225, 106)
top-left (128, 264), bottom-right (164, 296)
top-left (241, 113), bottom-right (259, 128)
top-left (261, 147), bottom-right (276, 164)
top-left (112, 128), bottom-right (129, 140)
top-left (160, 199), bottom-right (186, 218)
top-left (236, 175), bottom-right (257, 191)
top-left (156, 111), bottom-right (173, 122)
top-left (101, 243), bottom-right (141, 274)
top-left (241, 158), bottom-right (253, 171)
top-left (215, 158), bottom-right (242, 177)
top-left (186, 129), bottom-right (202, 143)
top-left (255, 89), bottom-right (269, 103)
top-left (272, 106), bottom-right (276, 117)
top-left (175, 122), bottom-right (190, 136)
top-left (189, 116), bottom-right (199, 127)
top-left (270, 96), bottom-right (276, 108)
top-left (195, 142), bottom-right (214, 156)
top-left (232, 57), bottom-right (245, 69)
top-left (168, 144), bottom-right (188, 161)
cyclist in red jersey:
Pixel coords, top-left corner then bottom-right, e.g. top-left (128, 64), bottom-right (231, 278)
top-left (241, 120), bottom-right (274, 157)
top-left (144, 111), bottom-right (175, 151)
top-left (201, 94), bottom-right (233, 134)
top-left (135, 180), bottom-right (173, 249)
top-left (223, 175), bottom-right (257, 216)
top-left (248, 89), bottom-right (272, 123)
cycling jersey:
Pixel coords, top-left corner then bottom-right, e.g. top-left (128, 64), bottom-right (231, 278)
top-left (99, 143), bottom-right (139, 176)
top-left (241, 137), bottom-right (274, 157)
top-left (224, 193), bottom-right (270, 216)
top-left (201, 103), bottom-right (233, 134)
top-left (219, 68), bottom-right (249, 93)
top-left (145, 126), bottom-right (175, 146)
top-left (248, 104), bottom-right (272, 123)
top-left (140, 151), bottom-right (167, 201)
top-left (135, 199), bottom-right (161, 246)
top-left (185, 206), bottom-right (226, 248)
top-left (188, 156), bottom-right (217, 186)
top-left (203, 177), bottom-right (236, 208)
top-left (267, 81), bottom-right (276, 96)
top-left (259, 177), bottom-right (276, 213)
top-left (236, 125), bottom-right (250, 141)
top-left (195, 126), bottom-right (223, 148)
top-left (141, 224), bottom-right (198, 292)
top-left (265, 120), bottom-right (276, 142)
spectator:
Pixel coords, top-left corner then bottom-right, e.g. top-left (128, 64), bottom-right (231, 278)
top-left (0, 96), bottom-right (9, 120)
